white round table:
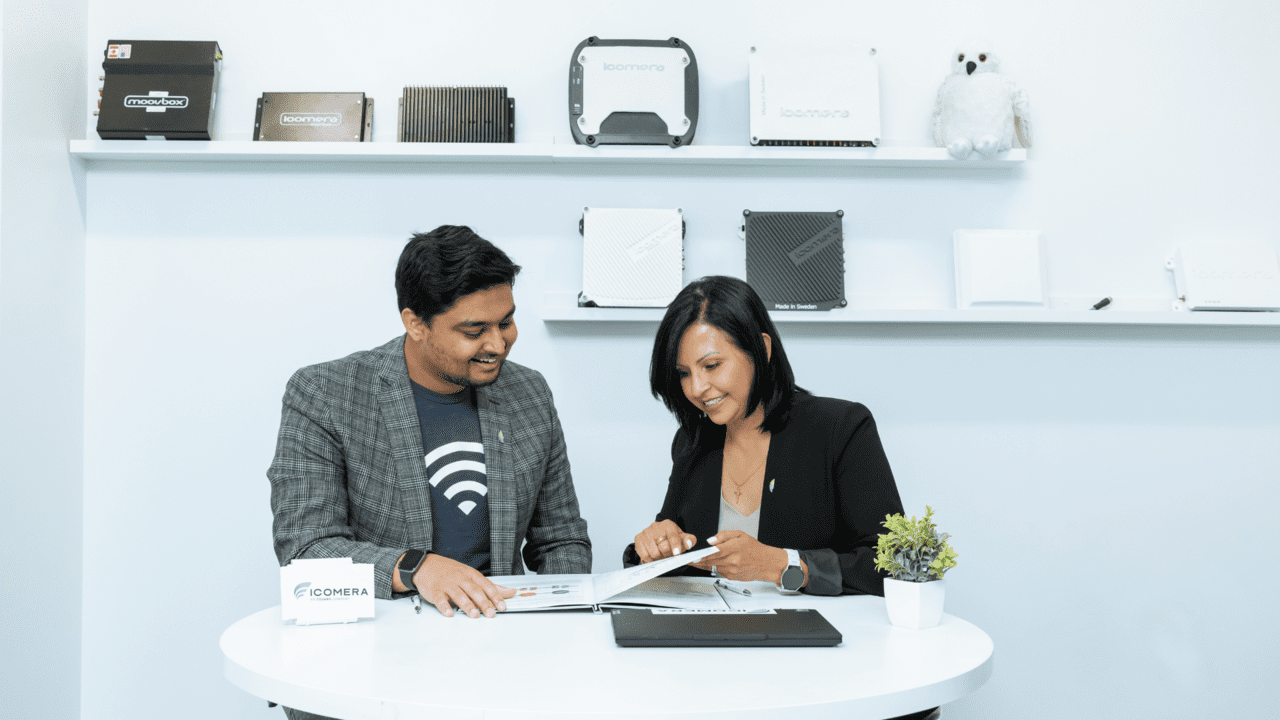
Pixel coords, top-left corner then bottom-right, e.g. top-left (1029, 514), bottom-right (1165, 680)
top-left (222, 582), bottom-right (993, 720)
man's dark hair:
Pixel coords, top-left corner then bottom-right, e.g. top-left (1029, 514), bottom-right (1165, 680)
top-left (649, 275), bottom-right (801, 435)
top-left (396, 225), bottom-right (521, 324)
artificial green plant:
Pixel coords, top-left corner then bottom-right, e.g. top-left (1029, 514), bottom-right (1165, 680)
top-left (874, 505), bottom-right (958, 583)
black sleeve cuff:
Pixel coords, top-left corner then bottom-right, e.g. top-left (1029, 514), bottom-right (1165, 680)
top-left (799, 548), bottom-right (843, 596)
top-left (622, 542), bottom-right (641, 568)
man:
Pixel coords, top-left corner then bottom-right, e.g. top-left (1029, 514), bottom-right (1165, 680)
top-left (269, 224), bottom-right (592, 632)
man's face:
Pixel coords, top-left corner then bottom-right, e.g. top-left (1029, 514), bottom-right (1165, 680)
top-left (403, 284), bottom-right (518, 393)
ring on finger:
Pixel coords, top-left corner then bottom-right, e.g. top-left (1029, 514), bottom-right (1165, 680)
top-left (656, 536), bottom-right (668, 544)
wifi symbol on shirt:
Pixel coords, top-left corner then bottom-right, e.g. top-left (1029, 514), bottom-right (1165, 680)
top-left (425, 441), bottom-right (488, 515)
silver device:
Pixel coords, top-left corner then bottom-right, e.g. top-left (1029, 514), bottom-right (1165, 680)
top-left (748, 47), bottom-right (881, 147)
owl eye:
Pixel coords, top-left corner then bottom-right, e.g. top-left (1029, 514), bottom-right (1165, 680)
top-left (979, 54), bottom-right (987, 62)
top-left (957, 54), bottom-right (965, 62)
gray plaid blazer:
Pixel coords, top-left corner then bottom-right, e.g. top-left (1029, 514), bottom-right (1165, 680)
top-left (268, 335), bottom-right (592, 599)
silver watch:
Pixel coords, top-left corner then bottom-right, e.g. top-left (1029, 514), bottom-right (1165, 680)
top-left (777, 548), bottom-right (804, 593)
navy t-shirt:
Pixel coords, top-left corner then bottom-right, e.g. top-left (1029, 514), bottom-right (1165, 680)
top-left (410, 380), bottom-right (491, 573)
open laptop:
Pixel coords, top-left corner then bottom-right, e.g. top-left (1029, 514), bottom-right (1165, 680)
top-left (610, 608), bottom-right (842, 647)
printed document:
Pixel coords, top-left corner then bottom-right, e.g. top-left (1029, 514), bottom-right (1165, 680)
top-left (489, 546), bottom-right (730, 611)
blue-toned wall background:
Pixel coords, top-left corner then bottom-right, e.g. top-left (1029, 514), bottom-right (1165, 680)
top-left (58, 1), bottom-right (1280, 719)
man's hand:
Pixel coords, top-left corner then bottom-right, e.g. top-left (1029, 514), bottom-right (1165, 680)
top-left (634, 520), bottom-right (698, 563)
top-left (690, 530), bottom-right (796, 584)
top-left (412, 554), bottom-right (516, 618)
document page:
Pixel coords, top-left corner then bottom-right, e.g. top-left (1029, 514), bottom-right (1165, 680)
top-left (491, 574), bottom-right (594, 612)
top-left (488, 546), bottom-right (719, 612)
top-left (591, 546), bottom-right (719, 601)
top-left (601, 576), bottom-right (730, 610)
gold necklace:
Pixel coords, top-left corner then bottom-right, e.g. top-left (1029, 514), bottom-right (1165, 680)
top-left (725, 452), bottom-right (767, 504)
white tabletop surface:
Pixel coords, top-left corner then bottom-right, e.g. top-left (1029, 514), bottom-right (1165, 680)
top-left (221, 580), bottom-right (993, 720)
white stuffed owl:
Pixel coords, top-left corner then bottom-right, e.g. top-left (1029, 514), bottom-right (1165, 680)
top-left (932, 43), bottom-right (1032, 159)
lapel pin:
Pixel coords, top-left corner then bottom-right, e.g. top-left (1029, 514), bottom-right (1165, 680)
top-left (769, 478), bottom-right (775, 493)
top-left (498, 430), bottom-right (505, 443)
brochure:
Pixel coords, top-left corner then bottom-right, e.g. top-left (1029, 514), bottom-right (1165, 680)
top-left (489, 546), bottom-right (730, 612)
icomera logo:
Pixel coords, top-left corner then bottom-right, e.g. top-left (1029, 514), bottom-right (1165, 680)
top-left (603, 62), bottom-right (665, 71)
top-left (293, 582), bottom-right (369, 601)
top-left (780, 108), bottom-right (850, 118)
top-left (124, 92), bottom-right (189, 111)
top-left (280, 113), bottom-right (342, 126)
top-left (1192, 269), bottom-right (1274, 281)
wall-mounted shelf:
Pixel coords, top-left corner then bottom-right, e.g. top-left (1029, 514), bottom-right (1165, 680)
top-left (68, 140), bottom-right (1025, 169)
top-left (539, 293), bottom-right (1280, 326)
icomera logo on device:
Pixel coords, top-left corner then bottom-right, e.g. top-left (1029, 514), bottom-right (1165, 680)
top-left (280, 113), bottom-right (342, 126)
top-left (603, 62), bottom-right (665, 71)
top-left (293, 581), bottom-right (370, 601)
top-left (779, 108), bottom-right (850, 118)
top-left (124, 92), bottom-right (189, 111)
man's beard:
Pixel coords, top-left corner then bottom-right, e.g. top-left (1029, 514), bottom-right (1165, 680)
top-left (437, 358), bottom-right (503, 389)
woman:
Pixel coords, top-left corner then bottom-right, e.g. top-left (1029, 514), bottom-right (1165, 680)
top-left (626, 275), bottom-right (906, 596)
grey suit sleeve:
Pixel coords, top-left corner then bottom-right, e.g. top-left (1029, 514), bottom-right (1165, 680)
top-left (520, 384), bottom-right (592, 574)
top-left (268, 368), bottom-right (404, 600)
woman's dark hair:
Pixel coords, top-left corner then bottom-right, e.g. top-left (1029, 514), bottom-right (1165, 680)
top-left (649, 276), bottom-right (800, 435)
top-left (395, 225), bottom-right (521, 324)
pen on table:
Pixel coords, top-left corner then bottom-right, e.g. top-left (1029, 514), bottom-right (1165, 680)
top-left (411, 594), bottom-right (421, 614)
top-left (715, 579), bottom-right (751, 597)
top-left (1091, 296), bottom-right (1112, 310)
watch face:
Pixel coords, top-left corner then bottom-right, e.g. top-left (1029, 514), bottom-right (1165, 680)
top-left (782, 565), bottom-right (805, 591)
top-left (401, 549), bottom-right (426, 572)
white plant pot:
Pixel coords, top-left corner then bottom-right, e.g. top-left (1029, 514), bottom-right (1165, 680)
top-left (883, 578), bottom-right (945, 629)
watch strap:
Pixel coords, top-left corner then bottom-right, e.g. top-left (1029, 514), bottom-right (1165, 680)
top-left (398, 549), bottom-right (427, 592)
top-left (777, 548), bottom-right (803, 593)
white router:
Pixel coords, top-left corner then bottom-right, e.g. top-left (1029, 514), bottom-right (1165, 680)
top-left (953, 229), bottom-right (1048, 308)
top-left (748, 47), bottom-right (881, 147)
top-left (579, 207), bottom-right (684, 308)
top-left (1166, 241), bottom-right (1280, 311)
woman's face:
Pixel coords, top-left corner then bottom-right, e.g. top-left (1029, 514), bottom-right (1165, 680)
top-left (675, 322), bottom-right (762, 426)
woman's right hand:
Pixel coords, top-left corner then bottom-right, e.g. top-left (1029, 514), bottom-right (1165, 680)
top-left (634, 520), bottom-right (698, 563)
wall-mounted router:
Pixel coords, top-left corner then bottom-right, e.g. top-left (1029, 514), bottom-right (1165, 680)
top-left (569, 37), bottom-right (699, 147)
top-left (748, 47), bottom-right (881, 147)
top-left (740, 210), bottom-right (846, 311)
top-left (579, 207), bottom-right (685, 308)
top-left (1166, 241), bottom-right (1280, 311)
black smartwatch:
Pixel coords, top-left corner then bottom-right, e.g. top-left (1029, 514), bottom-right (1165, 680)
top-left (398, 549), bottom-right (428, 592)
top-left (777, 548), bottom-right (805, 593)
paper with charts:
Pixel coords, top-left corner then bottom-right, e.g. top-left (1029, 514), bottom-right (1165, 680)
top-left (489, 546), bottom-right (731, 611)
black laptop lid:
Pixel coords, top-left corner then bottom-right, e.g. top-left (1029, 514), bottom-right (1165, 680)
top-left (610, 608), bottom-right (842, 647)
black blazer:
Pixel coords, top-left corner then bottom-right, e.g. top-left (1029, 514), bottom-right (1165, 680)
top-left (632, 393), bottom-right (904, 596)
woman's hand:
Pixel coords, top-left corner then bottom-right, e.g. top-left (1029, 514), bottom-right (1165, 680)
top-left (690, 530), bottom-right (789, 583)
top-left (634, 520), bottom-right (698, 563)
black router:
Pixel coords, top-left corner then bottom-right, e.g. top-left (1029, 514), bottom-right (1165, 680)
top-left (398, 87), bottom-right (515, 143)
top-left (741, 210), bottom-right (847, 311)
top-left (254, 93), bottom-right (374, 142)
top-left (96, 40), bottom-right (222, 140)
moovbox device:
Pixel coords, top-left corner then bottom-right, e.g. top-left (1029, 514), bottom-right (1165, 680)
top-left (1165, 241), bottom-right (1280, 311)
top-left (748, 47), bottom-right (880, 147)
top-left (398, 87), bottom-right (514, 142)
top-left (579, 207), bottom-right (685, 308)
top-left (254, 93), bottom-right (374, 142)
top-left (741, 210), bottom-right (846, 311)
top-left (97, 40), bottom-right (222, 140)
top-left (569, 37), bottom-right (698, 147)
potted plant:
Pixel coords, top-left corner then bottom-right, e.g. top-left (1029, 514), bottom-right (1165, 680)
top-left (874, 506), bottom-right (958, 629)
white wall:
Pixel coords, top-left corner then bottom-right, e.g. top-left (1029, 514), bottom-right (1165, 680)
top-left (0, 2), bottom-right (88, 720)
top-left (78, 2), bottom-right (1279, 720)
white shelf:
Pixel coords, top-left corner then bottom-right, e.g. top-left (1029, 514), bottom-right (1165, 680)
top-left (68, 140), bottom-right (1025, 169)
top-left (539, 293), bottom-right (1280, 327)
